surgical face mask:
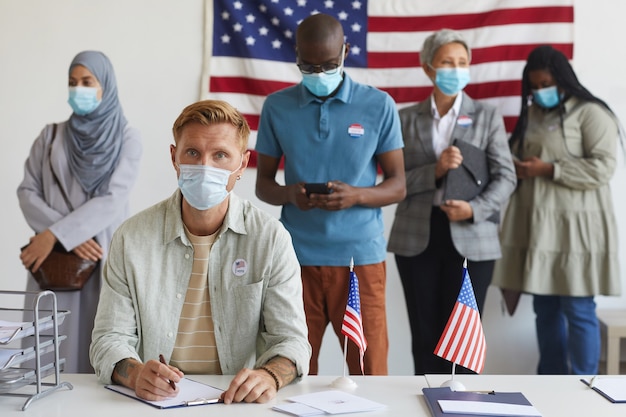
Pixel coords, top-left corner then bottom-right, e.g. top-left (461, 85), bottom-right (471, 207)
top-left (532, 86), bottom-right (560, 109)
top-left (433, 67), bottom-right (471, 96)
top-left (177, 159), bottom-right (241, 211)
top-left (301, 46), bottom-right (345, 97)
top-left (68, 86), bottom-right (101, 116)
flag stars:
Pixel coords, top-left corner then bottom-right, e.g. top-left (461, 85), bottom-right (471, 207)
top-left (214, 0), bottom-right (367, 67)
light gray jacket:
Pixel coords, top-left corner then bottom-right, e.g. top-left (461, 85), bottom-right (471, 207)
top-left (90, 191), bottom-right (311, 383)
top-left (388, 93), bottom-right (516, 261)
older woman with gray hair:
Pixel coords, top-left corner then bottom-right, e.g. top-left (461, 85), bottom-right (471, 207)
top-left (388, 29), bottom-right (516, 374)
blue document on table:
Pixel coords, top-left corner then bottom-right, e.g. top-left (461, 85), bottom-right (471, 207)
top-left (105, 377), bottom-right (223, 409)
top-left (422, 387), bottom-right (541, 417)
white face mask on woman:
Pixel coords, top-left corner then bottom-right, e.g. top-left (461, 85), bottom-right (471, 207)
top-left (177, 158), bottom-right (242, 210)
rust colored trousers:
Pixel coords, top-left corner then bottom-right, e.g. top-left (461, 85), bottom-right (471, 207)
top-left (301, 262), bottom-right (389, 375)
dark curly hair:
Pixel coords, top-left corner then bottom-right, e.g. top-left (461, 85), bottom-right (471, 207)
top-left (510, 45), bottom-right (616, 155)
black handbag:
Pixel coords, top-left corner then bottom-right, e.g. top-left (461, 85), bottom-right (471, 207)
top-left (22, 123), bottom-right (98, 291)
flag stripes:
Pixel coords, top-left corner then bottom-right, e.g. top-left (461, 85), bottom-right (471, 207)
top-left (342, 306), bottom-right (367, 354)
top-left (202, 0), bottom-right (574, 153)
top-left (434, 265), bottom-right (486, 374)
top-left (341, 270), bottom-right (367, 373)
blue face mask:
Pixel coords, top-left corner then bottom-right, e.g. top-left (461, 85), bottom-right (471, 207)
top-left (302, 71), bottom-right (343, 97)
top-left (177, 160), bottom-right (241, 211)
top-left (433, 67), bottom-right (471, 96)
top-left (301, 46), bottom-right (345, 97)
top-left (532, 86), bottom-right (560, 109)
top-left (68, 86), bottom-right (101, 116)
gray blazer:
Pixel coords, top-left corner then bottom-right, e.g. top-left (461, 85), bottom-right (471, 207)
top-left (388, 93), bottom-right (516, 261)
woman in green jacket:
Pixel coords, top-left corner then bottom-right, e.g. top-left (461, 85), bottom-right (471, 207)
top-left (493, 45), bottom-right (622, 375)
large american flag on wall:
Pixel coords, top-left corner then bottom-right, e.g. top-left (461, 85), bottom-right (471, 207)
top-left (201, 0), bottom-right (574, 157)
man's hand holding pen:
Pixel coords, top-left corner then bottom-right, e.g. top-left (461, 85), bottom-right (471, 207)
top-left (137, 356), bottom-right (184, 400)
top-left (112, 357), bottom-right (184, 402)
top-left (159, 354), bottom-right (177, 390)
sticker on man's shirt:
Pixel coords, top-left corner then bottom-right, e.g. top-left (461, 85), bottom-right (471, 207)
top-left (232, 259), bottom-right (248, 276)
top-left (348, 123), bottom-right (364, 138)
top-left (457, 115), bottom-right (472, 127)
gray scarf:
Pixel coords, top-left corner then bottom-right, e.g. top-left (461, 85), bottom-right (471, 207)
top-left (65, 51), bottom-right (126, 194)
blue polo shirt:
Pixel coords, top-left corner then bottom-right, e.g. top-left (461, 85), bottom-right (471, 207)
top-left (256, 73), bottom-right (403, 266)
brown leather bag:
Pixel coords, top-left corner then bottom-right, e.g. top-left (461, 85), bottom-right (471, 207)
top-left (21, 243), bottom-right (98, 291)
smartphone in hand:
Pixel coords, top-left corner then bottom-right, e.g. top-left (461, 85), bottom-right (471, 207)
top-left (304, 183), bottom-right (332, 197)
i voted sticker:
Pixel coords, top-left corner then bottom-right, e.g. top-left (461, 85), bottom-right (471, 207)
top-left (348, 123), bottom-right (364, 138)
top-left (232, 259), bottom-right (248, 276)
top-left (457, 115), bottom-right (472, 127)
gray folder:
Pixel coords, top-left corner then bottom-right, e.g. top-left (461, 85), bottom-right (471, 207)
top-left (443, 139), bottom-right (499, 223)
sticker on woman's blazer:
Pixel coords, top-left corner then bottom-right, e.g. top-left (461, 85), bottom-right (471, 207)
top-left (457, 115), bottom-right (472, 127)
top-left (232, 259), bottom-right (248, 276)
top-left (348, 123), bottom-right (364, 138)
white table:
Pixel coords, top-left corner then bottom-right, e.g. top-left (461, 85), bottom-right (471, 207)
top-left (0, 374), bottom-right (431, 416)
top-left (4, 373), bottom-right (624, 416)
top-left (425, 374), bottom-right (626, 416)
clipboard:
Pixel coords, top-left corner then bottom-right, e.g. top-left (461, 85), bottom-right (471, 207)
top-left (422, 387), bottom-right (540, 417)
top-left (105, 377), bottom-right (224, 409)
top-left (580, 377), bottom-right (626, 403)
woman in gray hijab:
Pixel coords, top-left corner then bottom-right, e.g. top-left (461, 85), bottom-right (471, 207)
top-left (18, 51), bottom-right (142, 373)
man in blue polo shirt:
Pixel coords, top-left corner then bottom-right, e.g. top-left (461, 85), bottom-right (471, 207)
top-left (255, 13), bottom-right (405, 375)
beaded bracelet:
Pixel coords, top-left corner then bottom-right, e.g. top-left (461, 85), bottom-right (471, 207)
top-left (259, 366), bottom-right (281, 391)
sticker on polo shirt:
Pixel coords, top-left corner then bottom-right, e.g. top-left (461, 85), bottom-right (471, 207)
top-left (232, 258), bottom-right (248, 276)
top-left (457, 115), bottom-right (472, 127)
top-left (348, 123), bottom-right (365, 138)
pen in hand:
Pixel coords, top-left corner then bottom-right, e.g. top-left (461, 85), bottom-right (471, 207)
top-left (159, 354), bottom-right (177, 390)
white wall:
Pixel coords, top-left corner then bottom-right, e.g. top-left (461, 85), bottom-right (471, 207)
top-left (0, 0), bottom-right (624, 375)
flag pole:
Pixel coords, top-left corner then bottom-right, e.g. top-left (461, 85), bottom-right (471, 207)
top-left (342, 336), bottom-right (348, 377)
top-left (331, 258), bottom-right (358, 389)
top-left (440, 363), bottom-right (466, 391)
